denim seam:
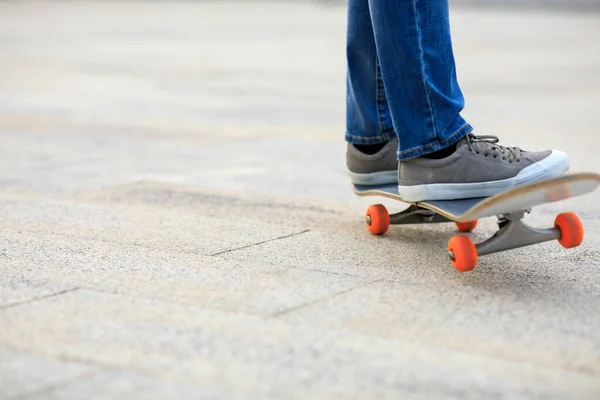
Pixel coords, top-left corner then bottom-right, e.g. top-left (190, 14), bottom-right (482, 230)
top-left (375, 55), bottom-right (385, 135)
top-left (396, 123), bottom-right (472, 159)
top-left (411, 0), bottom-right (437, 139)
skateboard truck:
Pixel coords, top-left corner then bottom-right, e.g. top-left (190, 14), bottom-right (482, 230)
top-left (448, 211), bottom-right (561, 260)
top-left (388, 205), bottom-right (452, 225)
top-left (365, 204), bottom-right (584, 272)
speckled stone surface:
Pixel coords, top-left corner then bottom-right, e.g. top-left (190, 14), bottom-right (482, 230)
top-left (1, 1), bottom-right (599, 398)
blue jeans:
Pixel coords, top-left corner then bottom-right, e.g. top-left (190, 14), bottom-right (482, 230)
top-left (345, 0), bottom-right (473, 160)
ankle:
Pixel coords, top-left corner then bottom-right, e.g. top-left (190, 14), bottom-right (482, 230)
top-left (421, 143), bottom-right (458, 159)
top-left (354, 141), bottom-right (388, 155)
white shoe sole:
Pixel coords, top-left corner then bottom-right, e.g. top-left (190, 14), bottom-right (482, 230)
top-left (397, 150), bottom-right (570, 202)
top-left (348, 170), bottom-right (397, 186)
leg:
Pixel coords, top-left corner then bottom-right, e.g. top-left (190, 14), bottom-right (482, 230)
top-left (345, 0), bottom-right (469, 185)
top-left (368, 0), bottom-right (471, 160)
top-left (367, 0), bottom-right (569, 201)
top-left (346, 0), bottom-right (570, 197)
top-left (345, 0), bottom-right (398, 185)
top-left (345, 0), bottom-right (395, 145)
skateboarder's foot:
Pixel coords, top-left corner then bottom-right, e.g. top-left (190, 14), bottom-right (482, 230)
top-left (347, 137), bottom-right (398, 185)
top-left (398, 133), bottom-right (570, 201)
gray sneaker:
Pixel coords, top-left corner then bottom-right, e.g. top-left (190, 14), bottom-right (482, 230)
top-left (347, 137), bottom-right (398, 185)
top-left (398, 134), bottom-right (570, 201)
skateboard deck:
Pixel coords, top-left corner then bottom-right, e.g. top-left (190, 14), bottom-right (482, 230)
top-left (353, 173), bottom-right (600, 222)
top-left (353, 173), bottom-right (600, 272)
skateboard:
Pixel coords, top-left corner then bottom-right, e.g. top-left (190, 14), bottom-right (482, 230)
top-left (353, 173), bottom-right (600, 272)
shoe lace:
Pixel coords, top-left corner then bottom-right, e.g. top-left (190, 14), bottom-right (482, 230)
top-left (466, 134), bottom-right (522, 162)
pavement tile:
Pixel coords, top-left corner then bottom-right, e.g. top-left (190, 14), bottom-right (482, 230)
top-left (1, 230), bottom-right (371, 315)
top-left (277, 279), bottom-right (600, 375)
top-left (0, 197), bottom-right (302, 255)
top-left (2, 290), bottom-right (599, 399)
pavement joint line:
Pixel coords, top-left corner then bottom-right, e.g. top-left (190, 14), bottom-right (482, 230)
top-left (0, 341), bottom-right (117, 371)
top-left (300, 267), bottom-right (366, 278)
top-left (210, 229), bottom-right (310, 256)
top-left (73, 286), bottom-right (340, 321)
top-left (79, 286), bottom-right (288, 318)
top-left (14, 156), bottom-right (110, 171)
top-left (0, 287), bottom-right (80, 310)
top-left (0, 186), bottom-right (344, 215)
top-left (2, 227), bottom-right (312, 258)
top-left (1, 227), bottom-right (211, 256)
top-left (3, 227), bottom-right (363, 278)
top-left (269, 279), bottom-right (385, 318)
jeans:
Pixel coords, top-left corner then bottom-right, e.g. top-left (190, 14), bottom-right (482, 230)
top-left (345, 0), bottom-right (473, 160)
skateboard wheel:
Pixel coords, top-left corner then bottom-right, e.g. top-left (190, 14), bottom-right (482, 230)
top-left (554, 212), bottom-right (584, 249)
top-left (448, 235), bottom-right (478, 272)
top-left (455, 220), bottom-right (478, 233)
top-left (366, 204), bottom-right (390, 235)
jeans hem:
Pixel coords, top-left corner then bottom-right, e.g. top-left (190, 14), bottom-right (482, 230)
top-left (346, 130), bottom-right (396, 144)
top-left (396, 123), bottom-right (472, 160)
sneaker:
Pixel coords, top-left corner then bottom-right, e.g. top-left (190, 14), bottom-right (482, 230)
top-left (347, 137), bottom-right (398, 185)
top-left (398, 134), bottom-right (570, 201)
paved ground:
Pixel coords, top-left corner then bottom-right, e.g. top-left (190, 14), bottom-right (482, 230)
top-left (1, 1), bottom-right (600, 399)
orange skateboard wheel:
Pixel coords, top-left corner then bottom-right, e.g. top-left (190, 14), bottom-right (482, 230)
top-left (554, 212), bottom-right (584, 248)
top-left (448, 235), bottom-right (478, 272)
top-left (455, 220), bottom-right (478, 233)
top-left (366, 204), bottom-right (390, 235)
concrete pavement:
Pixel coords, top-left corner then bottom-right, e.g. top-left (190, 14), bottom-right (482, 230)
top-left (1, 1), bottom-right (600, 398)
